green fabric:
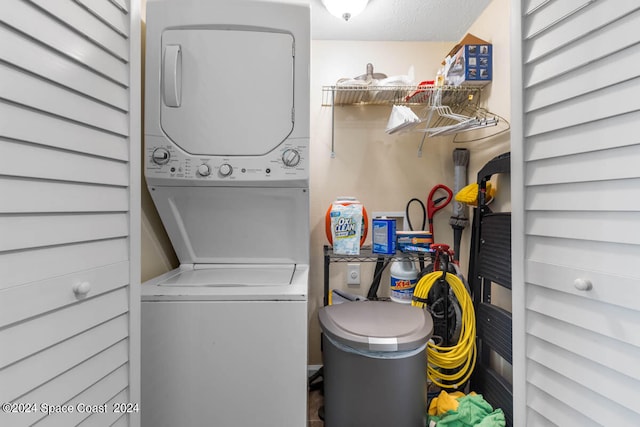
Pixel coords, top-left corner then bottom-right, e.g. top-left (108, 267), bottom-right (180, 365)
top-left (428, 394), bottom-right (506, 427)
top-left (475, 409), bottom-right (506, 427)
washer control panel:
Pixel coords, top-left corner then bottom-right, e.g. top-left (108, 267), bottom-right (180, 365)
top-left (145, 135), bottom-right (309, 184)
top-left (152, 147), bottom-right (171, 165)
top-left (218, 163), bottom-right (233, 177)
top-left (282, 148), bottom-right (301, 167)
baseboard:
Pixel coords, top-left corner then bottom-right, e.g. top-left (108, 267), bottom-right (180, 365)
top-left (307, 364), bottom-right (322, 377)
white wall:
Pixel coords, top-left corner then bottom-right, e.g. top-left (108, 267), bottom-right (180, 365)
top-left (309, 40), bottom-right (459, 363)
top-left (307, 0), bottom-right (511, 364)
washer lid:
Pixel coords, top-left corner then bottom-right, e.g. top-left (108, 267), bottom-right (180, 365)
top-left (157, 264), bottom-right (295, 287)
top-left (318, 301), bottom-right (433, 352)
top-left (148, 186), bottom-right (309, 265)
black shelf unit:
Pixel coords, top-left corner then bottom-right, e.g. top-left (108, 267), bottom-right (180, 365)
top-left (468, 152), bottom-right (513, 426)
top-left (323, 245), bottom-right (429, 263)
top-left (323, 245), bottom-right (430, 306)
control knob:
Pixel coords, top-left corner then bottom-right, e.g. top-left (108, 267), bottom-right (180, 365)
top-left (151, 148), bottom-right (170, 165)
top-left (219, 163), bottom-right (233, 177)
top-left (282, 149), bottom-right (301, 167)
top-left (197, 164), bottom-right (211, 177)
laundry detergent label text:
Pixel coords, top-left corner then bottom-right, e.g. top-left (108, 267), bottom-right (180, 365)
top-left (390, 276), bottom-right (417, 302)
top-left (333, 217), bottom-right (357, 238)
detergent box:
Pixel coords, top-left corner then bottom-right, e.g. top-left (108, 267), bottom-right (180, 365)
top-left (396, 231), bottom-right (433, 253)
top-left (329, 202), bottom-right (363, 255)
top-left (372, 218), bottom-right (396, 255)
top-left (444, 33), bottom-right (492, 86)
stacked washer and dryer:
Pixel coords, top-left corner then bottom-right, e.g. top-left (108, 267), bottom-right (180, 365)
top-left (141, 1), bottom-right (310, 426)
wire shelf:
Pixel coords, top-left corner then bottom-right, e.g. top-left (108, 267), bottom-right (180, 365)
top-left (324, 245), bottom-right (433, 263)
top-left (321, 84), bottom-right (485, 107)
top-left (321, 83), bottom-right (507, 156)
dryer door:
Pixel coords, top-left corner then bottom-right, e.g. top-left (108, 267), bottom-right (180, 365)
top-left (160, 27), bottom-right (294, 156)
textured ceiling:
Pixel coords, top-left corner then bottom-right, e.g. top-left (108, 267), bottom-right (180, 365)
top-left (310, 0), bottom-right (492, 41)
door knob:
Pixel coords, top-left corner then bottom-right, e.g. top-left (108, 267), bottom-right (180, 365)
top-left (573, 278), bottom-right (592, 291)
top-left (73, 281), bottom-right (91, 297)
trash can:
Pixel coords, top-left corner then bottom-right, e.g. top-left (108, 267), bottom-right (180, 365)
top-left (319, 301), bottom-right (433, 427)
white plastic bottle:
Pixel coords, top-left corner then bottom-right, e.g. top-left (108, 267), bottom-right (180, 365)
top-left (436, 67), bottom-right (445, 87)
top-left (389, 257), bottom-right (418, 303)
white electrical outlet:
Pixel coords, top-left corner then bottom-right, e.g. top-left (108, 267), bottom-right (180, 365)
top-left (347, 263), bottom-right (360, 285)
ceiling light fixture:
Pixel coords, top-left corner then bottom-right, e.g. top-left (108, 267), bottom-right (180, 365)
top-left (321, 0), bottom-right (369, 22)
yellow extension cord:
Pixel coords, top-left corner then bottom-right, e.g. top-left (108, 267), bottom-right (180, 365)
top-left (411, 271), bottom-right (477, 389)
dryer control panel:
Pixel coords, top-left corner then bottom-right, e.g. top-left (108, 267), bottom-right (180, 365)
top-left (145, 135), bottom-right (309, 186)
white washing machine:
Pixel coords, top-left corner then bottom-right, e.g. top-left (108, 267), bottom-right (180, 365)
top-left (141, 1), bottom-right (310, 426)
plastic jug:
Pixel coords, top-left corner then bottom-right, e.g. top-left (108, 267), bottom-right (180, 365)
top-left (390, 257), bottom-right (418, 303)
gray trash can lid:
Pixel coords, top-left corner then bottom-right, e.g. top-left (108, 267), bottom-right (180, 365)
top-left (319, 301), bottom-right (433, 352)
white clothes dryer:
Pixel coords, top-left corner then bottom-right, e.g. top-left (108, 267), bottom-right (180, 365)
top-left (141, 1), bottom-right (310, 426)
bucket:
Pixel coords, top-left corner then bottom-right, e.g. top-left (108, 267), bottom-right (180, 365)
top-left (390, 257), bottom-right (418, 303)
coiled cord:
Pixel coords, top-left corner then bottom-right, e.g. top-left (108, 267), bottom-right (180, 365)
top-left (412, 271), bottom-right (476, 389)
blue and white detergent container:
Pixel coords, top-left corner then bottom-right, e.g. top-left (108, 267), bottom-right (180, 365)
top-left (390, 257), bottom-right (418, 303)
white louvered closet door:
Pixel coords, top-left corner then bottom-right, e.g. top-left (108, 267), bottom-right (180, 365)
top-left (512, 1), bottom-right (640, 426)
top-left (0, 1), bottom-right (141, 426)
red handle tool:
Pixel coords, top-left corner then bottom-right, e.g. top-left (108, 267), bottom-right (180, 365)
top-left (427, 184), bottom-right (453, 237)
